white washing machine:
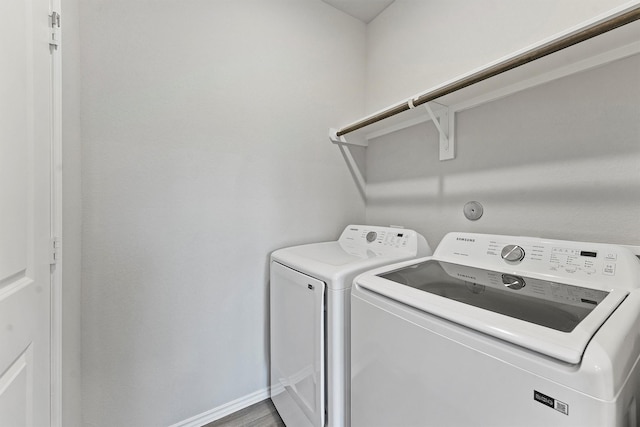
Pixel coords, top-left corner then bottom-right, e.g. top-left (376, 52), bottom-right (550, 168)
top-left (351, 232), bottom-right (640, 427)
top-left (270, 225), bottom-right (431, 427)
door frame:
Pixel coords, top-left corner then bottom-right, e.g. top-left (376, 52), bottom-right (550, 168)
top-left (50, 0), bottom-right (63, 425)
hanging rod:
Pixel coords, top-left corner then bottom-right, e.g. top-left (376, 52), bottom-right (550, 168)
top-left (335, 4), bottom-right (640, 138)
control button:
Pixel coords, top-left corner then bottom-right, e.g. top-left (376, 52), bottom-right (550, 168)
top-left (502, 274), bottom-right (526, 290)
top-left (501, 245), bottom-right (526, 263)
top-left (605, 253), bottom-right (617, 261)
top-left (366, 231), bottom-right (377, 243)
top-left (603, 263), bottom-right (616, 276)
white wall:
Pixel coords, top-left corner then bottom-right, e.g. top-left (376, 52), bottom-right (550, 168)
top-left (79, 1), bottom-right (365, 426)
top-left (61, 0), bottom-right (82, 425)
top-left (365, 0), bottom-right (640, 247)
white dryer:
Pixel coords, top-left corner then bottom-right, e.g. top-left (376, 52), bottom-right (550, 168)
top-left (270, 225), bottom-right (431, 427)
top-left (351, 232), bottom-right (640, 427)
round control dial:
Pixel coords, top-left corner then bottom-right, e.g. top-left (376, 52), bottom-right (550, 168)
top-left (366, 231), bottom-right (377, 243)
top-left (502, 274), bottom-right (526, 290)
top-left (501, 245), bottom-right (525, 263)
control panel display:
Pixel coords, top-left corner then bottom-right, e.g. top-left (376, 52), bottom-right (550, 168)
top-left (483, 239), bottom-right (615, 278)
top-left (437, 233), bottom-right (633, 285)
top-left (360, 229), bottom-right (409, 248)
top-left (549, 247), bottom-right (599, 275)
top-left (338, 226), bottom-right (421, 258)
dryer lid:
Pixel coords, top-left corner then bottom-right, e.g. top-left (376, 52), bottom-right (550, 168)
top-left (359, 260), bottom-right (628, 364)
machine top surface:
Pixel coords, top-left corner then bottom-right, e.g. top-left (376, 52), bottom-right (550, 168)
top-left (355, 232), bottom-right (640, 364)
top-left (271, 225), bottom-right (431, 288)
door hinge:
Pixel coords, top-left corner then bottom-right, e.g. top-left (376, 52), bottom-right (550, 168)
top-left (50, 237), bottom-right (60, 265)
top-left (49, 11), bottom-right (61, 49)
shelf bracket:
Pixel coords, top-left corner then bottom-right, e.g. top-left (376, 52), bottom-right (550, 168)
top-left (423, 102), bottom-right (454, 161)
top-left (338, 144), bottom-right (366, 201)
top-left (329, 128), bottom-right (368, 147)
top-left (328, 128), bottom-right (366, 201)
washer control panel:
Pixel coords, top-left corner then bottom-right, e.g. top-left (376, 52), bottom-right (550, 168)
top-left (435, 232), bottom-right (640, 291)
top-left (338, 225), bottom-right (431, 257)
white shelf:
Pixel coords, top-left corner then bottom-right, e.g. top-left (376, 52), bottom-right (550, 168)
top-left (330, 2), bottom-right (640, 161)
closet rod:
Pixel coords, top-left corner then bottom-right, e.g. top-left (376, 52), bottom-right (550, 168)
top-left (336, 5), bottom-right (640, 137)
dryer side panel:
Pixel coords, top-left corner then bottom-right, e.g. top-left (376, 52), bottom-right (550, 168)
top-left (270, 261), bottom-right (325, 427)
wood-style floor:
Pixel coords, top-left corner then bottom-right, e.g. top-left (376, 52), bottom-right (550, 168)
top-left (204, 399), bottom-right (285, 427)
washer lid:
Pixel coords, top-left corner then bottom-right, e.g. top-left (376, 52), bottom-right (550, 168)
top-left (357, 259), bottom-right (628, 364)
top-left (285, 242), bottom-right (368, 267)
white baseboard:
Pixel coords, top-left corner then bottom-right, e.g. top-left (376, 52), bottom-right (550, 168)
top-left (169, 387), bottom-right (271, 427)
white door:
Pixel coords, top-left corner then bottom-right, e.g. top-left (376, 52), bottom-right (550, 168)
top-left (0, 0), bottom-right (55, 425)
